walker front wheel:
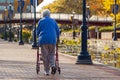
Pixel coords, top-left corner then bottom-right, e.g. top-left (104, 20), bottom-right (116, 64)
top-left (58, 67), bottom-right (61, 74)
top-left (36, 65), bottom-right (40, 74)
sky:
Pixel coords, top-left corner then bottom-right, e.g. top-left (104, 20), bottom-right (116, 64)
top-left (36, 0), bottom-right (55, 11)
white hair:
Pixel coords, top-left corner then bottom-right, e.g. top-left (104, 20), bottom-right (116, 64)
top-left (41, 9), bottom-right (50, 17)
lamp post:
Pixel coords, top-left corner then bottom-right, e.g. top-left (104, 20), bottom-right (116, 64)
top-left (8, 2), bottom-right (12, 42)
top-left (113, 0), bottom-right (117, 41)
top-left (4, 8), bottom-right (7, 40)
top-left (32, 0), bottom-right (37, 48)
top-left (86, 6), bottom-right (90, 39)
top-left (76, 0), bottom-right (92, 64)
top-left (19, 0), bottom-right (24, 45)
top-left (72, 11), bottom-right (76, 39)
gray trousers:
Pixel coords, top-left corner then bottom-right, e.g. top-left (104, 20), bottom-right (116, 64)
top-left (41, 44), bottom-right (56, 72)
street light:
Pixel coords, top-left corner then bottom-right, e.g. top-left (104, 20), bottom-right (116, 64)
top-left (86, 6), bottom-right (90, 39)
top-left (113, 0), bottom-right (117, 41)
top-left (4, 8), bottom-right (8, 40)
top-left (72, 11), bottom-right (76, 39)
top-left (32, 0), bottom-right (37, 48)
top-left (8, 2), bottom-right (12, 42)
top-left (76, 0), bottom-right (92, 64)
top-left (19, 0), bottom-right (24, 45)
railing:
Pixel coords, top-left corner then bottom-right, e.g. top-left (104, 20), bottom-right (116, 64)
top-left (0, 12), bottom-right (113, 22)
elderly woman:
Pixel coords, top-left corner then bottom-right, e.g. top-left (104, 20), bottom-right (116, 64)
top-left (36, 9), bottom-right (60, 76)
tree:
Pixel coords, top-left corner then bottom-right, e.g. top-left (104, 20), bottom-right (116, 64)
top-left (41, 0), bottom-right (82, 14)
top-left (86, 0), bottom-right (105, 16)
top-left (102, 0), bottom-right (120, 23)
top-left (102, 0), bottom-right (120, 11)
top-left (41, 0), bottom-right (120, 23)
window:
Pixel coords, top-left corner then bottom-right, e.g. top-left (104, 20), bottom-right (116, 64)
top-left (0, 6), bottom-right (5, 10)
top-left (27, 5), bottom-right (31, 12)
top-left (0, 0), bottom-right (6, 3)
top-left (7, 0), bottom-right (14, 3)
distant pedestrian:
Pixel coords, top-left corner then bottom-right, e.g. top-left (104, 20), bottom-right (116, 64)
top-left (36, 9), bottom-right (60, 76)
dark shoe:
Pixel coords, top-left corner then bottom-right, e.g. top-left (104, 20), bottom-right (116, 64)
top-left (46, 74), bottom-right (49, 76)
top-left (51, 66), bottom-right (56, 74)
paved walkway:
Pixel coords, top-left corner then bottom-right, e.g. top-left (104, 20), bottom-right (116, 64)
top-left (0, 39), bottom-right (120, 80)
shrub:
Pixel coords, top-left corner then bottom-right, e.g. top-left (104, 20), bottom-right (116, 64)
top-left (89, 26), bottom-right (95, 30)
top-left (1, 31), bottom-right (14, 40)
top-left (22, 29), bottom-right (31, 43)
top-left (61, 38), bottom-right (81, 46)
top-left (99, 26), bottom-right (113, 32)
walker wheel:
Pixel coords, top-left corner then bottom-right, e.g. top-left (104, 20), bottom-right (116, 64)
top-left (58, 67), bottom-right (61, 74)
top-left (36, 65), bottom-right (40, 74)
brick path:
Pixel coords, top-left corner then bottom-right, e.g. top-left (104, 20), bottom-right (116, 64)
top-left (0, 39), bottom-right (120, 80)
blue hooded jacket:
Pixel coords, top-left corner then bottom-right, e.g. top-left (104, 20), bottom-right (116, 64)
top-left (36, 16), bottom-right (60, 46)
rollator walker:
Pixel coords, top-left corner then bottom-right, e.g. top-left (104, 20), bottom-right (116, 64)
top-left (36, 43), bottom-right (61, 74)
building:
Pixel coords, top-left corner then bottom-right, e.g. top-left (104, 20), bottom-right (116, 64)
top-left (0, 0), bottom-right (32, 14)
top-left (0, 0), bottom-right (13, 13)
